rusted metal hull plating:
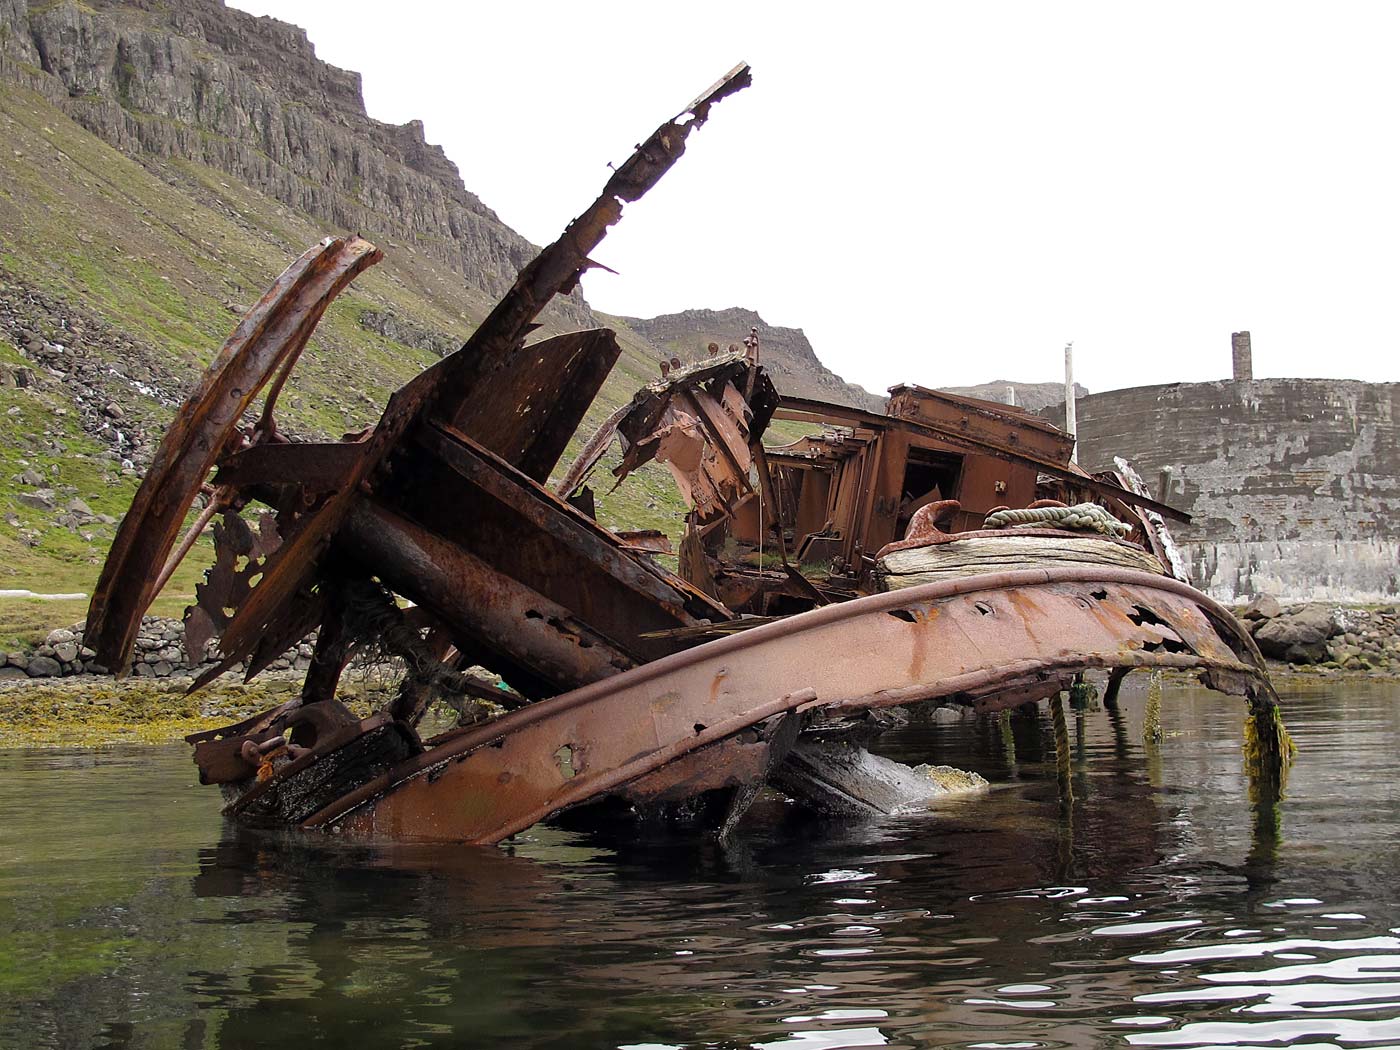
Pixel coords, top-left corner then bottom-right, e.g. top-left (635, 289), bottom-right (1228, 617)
top-left (296, 567), bottom-right (1270, 844)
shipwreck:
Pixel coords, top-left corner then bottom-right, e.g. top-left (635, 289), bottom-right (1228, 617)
top-left (83, 64), bottom-right (1290, 844)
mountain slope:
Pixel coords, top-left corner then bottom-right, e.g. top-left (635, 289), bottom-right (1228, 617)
top-left (2, 0), bottom-right (591, 327)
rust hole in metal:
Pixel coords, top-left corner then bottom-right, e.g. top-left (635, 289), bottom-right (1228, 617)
top-left (974, 601), bottom-right (994, 616)
top-left (693, 723), bottom-right (706, 735)
top-left (887, 609), bottom-right (918, 623)
top-left (1128, 604), bottom-right (1168, 627)
top-left (1090, 588), bottom-right (1109, 600)
top-left (1142, 637), bottom-right (1192, 655)
top-left (555, 744), bottom-right (577, 779)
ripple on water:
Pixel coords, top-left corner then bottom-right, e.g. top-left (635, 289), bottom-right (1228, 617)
top-left (5, 684), bottom-right (1400, 1050)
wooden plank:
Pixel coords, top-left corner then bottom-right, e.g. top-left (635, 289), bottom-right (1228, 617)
top-left (878, 534), bottom-right (1166, 589)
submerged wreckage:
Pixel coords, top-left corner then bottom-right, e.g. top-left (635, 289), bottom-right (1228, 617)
top-left (85, 65), bottom-right (1290, 844)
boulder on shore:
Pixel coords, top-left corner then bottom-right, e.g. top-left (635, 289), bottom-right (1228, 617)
top-left (1254, 606), bottom-right (1339, 663)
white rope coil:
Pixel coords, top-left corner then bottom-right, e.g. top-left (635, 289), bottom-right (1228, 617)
top-left (982, 503), bottom-right (1132, 538)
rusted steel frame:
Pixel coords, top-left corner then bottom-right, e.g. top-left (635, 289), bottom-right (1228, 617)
top-left (440, 65), bottom-right (751, 433)
top-left (300, 566), bottom-right (1265, 844)
top-left (341, 501), bottom-right (636, 690)
top-left (215, 442), bottom-right (365, 493)
top-left (845, 437), bottom-right (880, 569)
top-left (417, 421), bottom-right (729, 621)
top-left (86, 236), bottom-right (383, 670)
top-left (776, 397), bottom-right (1191, 524)
top-left (753, 446), bottom-right (829, 607)
top-left (214, 69), bottom-right (750, 667)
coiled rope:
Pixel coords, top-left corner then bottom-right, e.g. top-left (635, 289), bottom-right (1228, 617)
top-left (983, 502), bottom-right (1132, 538)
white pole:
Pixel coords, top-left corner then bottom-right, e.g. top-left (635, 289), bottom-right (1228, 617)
top-left (1064, 342), bottom-right (1077, 463)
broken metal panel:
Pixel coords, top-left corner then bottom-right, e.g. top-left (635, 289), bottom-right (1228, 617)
top-left (614, 530), bottom-right (673, 554)
top-left (183, 509), bottom-right (283, 663)
top-left (615, 711), bottom-right (799, 806)
top-left (86, 236), bottom-right (383, 671)
top-left (438, 63), bottom-right (753, 435)
top-left (560, 354), bottom-right (777, 510)
top-left (448, 328), bottom-right (623, 483)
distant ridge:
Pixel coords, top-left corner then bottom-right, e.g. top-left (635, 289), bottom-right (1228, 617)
top-left (938, 380), bottom-right (1089, 413)
top-left (621, 307), bottom-right (882, 411)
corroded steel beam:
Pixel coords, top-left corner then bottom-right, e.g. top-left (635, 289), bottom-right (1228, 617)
top-left (341, 501), bottom-right (637, 692)
top-left (297, 566), bottom-right (1268, 845)
top-left (85, 236), bottom-right (383, 670)
top-left (214, 442), bottom-right (364, 493)
top-left (439, 64), bottom-right (752, 433)
top-left (408, 421), bottom-right (728, 625)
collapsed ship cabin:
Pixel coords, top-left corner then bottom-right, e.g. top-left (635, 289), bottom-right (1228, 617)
top-left (693, 384), bottom-right (1183, 613)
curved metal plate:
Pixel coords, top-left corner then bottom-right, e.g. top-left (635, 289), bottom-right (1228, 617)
top-left (307, 566), bottom-right (1267, 845)
top-left (85, 236), bottom-right (382, 671)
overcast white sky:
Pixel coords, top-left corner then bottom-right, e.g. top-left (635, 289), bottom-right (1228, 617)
top-left (229, 1), bottom-right (1398, 395)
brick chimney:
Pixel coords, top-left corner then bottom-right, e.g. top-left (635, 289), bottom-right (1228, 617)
top-left (1231, 331), bottom-right (1252, 382)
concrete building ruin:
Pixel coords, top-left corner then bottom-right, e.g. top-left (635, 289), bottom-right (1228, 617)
top-left (1047, 330), bottom-right (1400, 603)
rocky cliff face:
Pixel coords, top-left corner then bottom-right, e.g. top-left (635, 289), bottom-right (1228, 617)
top-left (1045, 379), bottom-right (1400, 603)
top-left (622, 307), bottom-right (883, 410)
top-left (0, 0), bottom-right (591, 326)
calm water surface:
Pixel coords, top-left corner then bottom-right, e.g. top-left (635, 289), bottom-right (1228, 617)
top-left (2, 681), bottom-right (1398, 1049)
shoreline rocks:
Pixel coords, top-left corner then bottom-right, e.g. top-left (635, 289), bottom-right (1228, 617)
top-left (2, 615), bottom-right (316, 679)
top-left (1238, 596), bottom-right (1400, 671)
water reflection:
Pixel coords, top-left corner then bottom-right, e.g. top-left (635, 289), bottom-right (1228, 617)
top-left (0, 681), bottom-right (1397, 1049)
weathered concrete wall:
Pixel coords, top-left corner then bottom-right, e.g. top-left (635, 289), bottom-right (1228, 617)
top-left (1044, 378), bottom-right (1400, 603)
